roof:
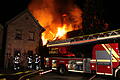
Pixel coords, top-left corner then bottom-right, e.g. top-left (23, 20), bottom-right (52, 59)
top-left (6, 9), bottom-right (45, 33)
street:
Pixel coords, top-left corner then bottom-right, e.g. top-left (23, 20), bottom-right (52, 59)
top-left (0, 70), bottom-right (117, 80)
top-left (29, 71), bottom-right (115, 80)
top-left (0, 70), bottom-right (43, 80)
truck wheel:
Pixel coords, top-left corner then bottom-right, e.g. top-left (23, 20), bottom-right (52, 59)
top-left (58, 66), bottom-right (67, 75)
top-left (91, 70), bottom-right (96, 74)
top-left (116, 70), bottom-right (120, 79)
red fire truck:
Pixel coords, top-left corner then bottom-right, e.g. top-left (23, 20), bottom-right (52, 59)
top-left (44, 29), bottom-right (120, 78)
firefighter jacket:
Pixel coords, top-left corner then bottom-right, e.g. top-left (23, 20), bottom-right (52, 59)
top-left (14, 56), bottom-right (20, 64)
top-left (28, 56), bottom-right (32, 63)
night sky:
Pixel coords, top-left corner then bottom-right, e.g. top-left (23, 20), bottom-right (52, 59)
top-left (103, 0), bottom-right (119, 25)
top-left (0, 0), bottom-right (119, 28)
top-left (0, 0), bottom-right (30, 23)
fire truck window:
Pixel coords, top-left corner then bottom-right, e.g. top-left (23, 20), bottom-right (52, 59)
top-left (96, 50), bottom-right (111, 60)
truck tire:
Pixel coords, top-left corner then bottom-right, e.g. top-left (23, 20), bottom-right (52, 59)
top-left (58, 66), bottom-right (67, 75)
top-left (116, 70), bottom-right (120, 79)
top-left (91, 70), bottom-right (96, 74)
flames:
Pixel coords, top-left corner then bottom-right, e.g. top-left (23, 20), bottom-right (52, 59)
top-left (42, 24), bottom-right (73, 45)
top-left (54, 25), bottom-right (67, 40)
top-left (29, 0), bottom-right (83, 45)
top-left (41, 33), bottom-right (48, 46)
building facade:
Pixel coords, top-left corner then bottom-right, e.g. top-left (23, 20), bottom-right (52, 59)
top-left (5, 9), bottom-right (45, 70)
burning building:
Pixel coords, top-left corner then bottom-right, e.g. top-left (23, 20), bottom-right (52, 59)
top-left (29, 0), bottom-right (83, 45)
top-left (28, 0), bottom-right (107, 45)
top-left (4, 9), bottom-right (45, 70)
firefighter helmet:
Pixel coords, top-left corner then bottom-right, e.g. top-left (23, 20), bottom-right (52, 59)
top-left (35, 54), bottom-right (38, 57)
top-left (18, 53), bottom-right (20, 56)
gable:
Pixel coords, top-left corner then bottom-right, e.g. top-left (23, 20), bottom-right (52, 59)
top-left (6, 9), bottom-right (45, 33)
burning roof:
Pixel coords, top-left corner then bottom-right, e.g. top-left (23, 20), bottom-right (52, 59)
top-left (29, 0), bottom-right (83, 45)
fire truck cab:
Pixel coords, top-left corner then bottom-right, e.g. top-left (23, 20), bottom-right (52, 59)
top-left (91, 43), bottom-right (120, 77)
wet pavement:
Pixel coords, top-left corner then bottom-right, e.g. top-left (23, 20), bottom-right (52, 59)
top-left (30, 71), bottom-right (115, 80)
top-left (0, 70), bottom-right (116, 80)
top-left (0, 70), bottom-right (43, 80)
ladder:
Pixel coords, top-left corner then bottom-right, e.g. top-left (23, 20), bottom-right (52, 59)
top-left (47, 29), bottom-right (120, 47)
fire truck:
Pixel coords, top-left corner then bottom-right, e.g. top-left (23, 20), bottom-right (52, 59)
top-left (44, 29), bottom-right (120, 78)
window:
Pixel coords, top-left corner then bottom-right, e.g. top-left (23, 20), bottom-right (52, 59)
top-left (28, 32), bottom-right (34, 41)
top-left (96, 50), bottom-right (111, 60)
top-left (15, 29), bottom-right (22, 40)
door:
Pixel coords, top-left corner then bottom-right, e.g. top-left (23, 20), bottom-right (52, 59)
top-left (96, 50), bottom-right (112, 75)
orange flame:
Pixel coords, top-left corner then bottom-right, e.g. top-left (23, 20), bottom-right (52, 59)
top-left (42, 24), bottom-right (73, 45)
top-left (42, 33), bottom-right (48, 46)
top-left (55, 25), bottom-right (66, 39)
top-left (53, 24), bottom-right (73, 40)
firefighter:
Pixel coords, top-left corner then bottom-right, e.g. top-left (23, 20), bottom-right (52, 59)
top-left (27, 55), bottom-right (33, 69)
top-left (13, 53), bottom-right (20, 70)
top-left (34, 54), bottom-right (41, 70)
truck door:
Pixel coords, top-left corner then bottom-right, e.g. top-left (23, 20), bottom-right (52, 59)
top-left (96, 50), bottom-right (112, 75)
